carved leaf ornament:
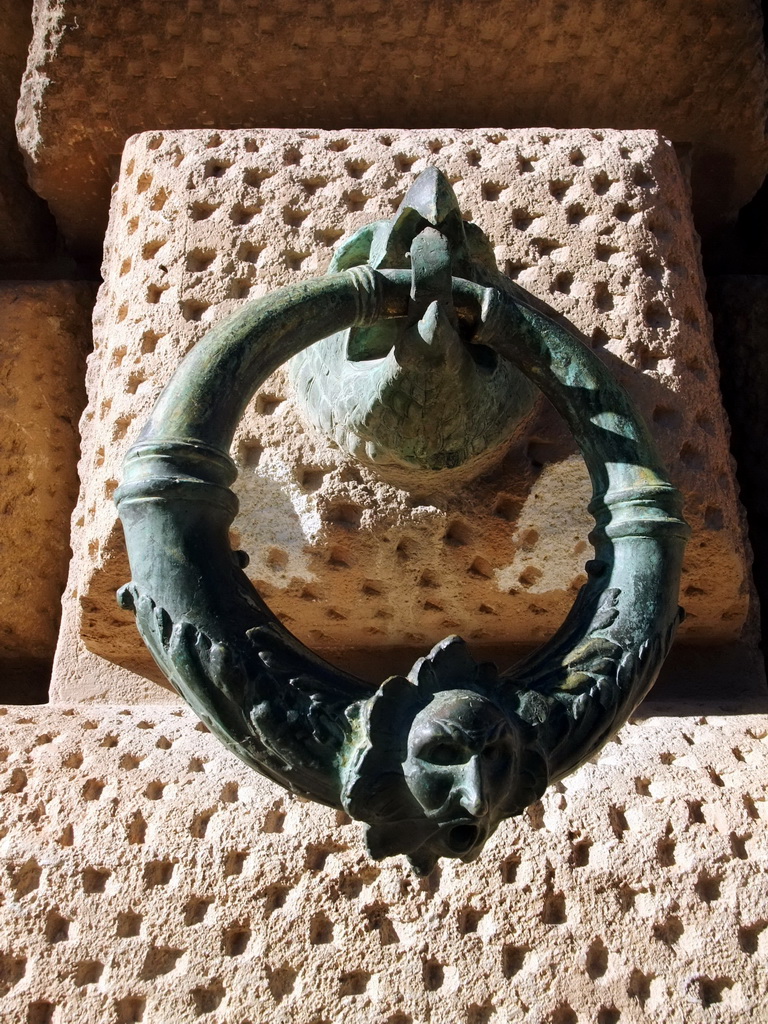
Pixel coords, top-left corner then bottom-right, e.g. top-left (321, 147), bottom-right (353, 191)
top-left (117, 169), bottom-right (689, 873)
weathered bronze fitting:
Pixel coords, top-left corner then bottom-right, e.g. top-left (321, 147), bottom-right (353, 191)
top-left (290, 168), bottom-right (537, 482)
top-left (116, 168), bottom-right (689, 874)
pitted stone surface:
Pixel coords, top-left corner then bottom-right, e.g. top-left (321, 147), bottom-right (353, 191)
top-left (15, 0), bottom-right (768, 255)
top-left (709, 277), bottom-right (768, 663)
top-left (0, 282), bottom-right (94, 691)
top-left (54, 128), bottom-right (750, 700)
top-left (0, 0), bottom-right (53, 261)
top-left (0, 702), bottom-right (766, 1022)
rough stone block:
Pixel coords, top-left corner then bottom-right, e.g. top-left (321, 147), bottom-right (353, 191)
top-left (0, 0), bottom-right (54, 262)
top-left (708, 276), bottom-right (768, 661)
top-left (0, 701), bottom-right (766, 1022)
top-left (52, 128), bottom-right (752, 703)
top-left (16, 0), bottom-right (767, 256)
top-left (0, 281), bottom-right (94, 696)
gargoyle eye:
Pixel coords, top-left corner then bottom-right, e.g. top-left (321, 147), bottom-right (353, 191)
top-left (420, 741), bottom-right (467, 766)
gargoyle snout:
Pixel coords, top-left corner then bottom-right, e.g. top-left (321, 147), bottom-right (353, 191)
top-left (457, 755), bottom-right (491, 818)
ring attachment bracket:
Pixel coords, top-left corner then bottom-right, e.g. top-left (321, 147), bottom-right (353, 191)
top-left (290, 169), bottom-right (538, 481)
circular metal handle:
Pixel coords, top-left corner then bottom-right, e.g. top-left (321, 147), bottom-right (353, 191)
top-left (116, 265), bottom-right (689, 873)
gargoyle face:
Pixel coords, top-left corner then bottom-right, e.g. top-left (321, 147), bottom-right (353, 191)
top-left (340, 638), bottom-right (548, 875)
top-left (402, 690), bottom-right (521, 863)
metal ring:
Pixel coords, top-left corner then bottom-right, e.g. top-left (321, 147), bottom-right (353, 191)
top-left (116, 266), bottom-right (689, 873)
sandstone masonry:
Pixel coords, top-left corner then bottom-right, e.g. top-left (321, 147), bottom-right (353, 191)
top-left (16, 0), bottom-right (768, 255)
top-left (0, 282), bottom-right (94, 698)
top-left (52, 128), bottom-right (751, 701)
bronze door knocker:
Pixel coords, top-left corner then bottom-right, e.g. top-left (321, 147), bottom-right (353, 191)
top-left (116, 169), bottom-right (689, 873)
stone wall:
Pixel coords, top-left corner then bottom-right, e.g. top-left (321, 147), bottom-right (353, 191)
top-left (1, 702), bottom-right (766, 1023)
top-left (709, 276), bottom-right (768, 676)
top-left (0, 0), bottom-right (53, 263)
top-left (16, 0), bottom-right (767, 255)
top-left (52, 128), bottom-right (752, 702)
top-left (0, 1), bottom-right (90, 699)
top-left (0, 282), bottom-right (94, 700)
top-left (0, 5), bottom-right (767, 1022)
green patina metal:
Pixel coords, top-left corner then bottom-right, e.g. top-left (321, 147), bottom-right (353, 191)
top-left (290, 169), bottom-right (537, 479)
top-left (116, 168), bottom-right (690, 874)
